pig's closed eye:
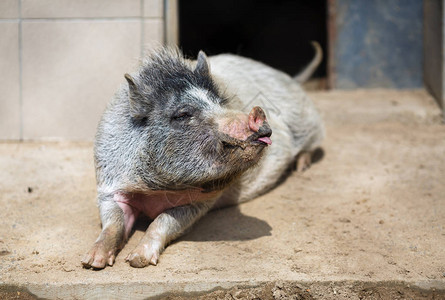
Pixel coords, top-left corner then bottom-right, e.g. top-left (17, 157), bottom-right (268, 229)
top-left (219, 97), bottom-right (229, 106)
top-left (172, 111), bottom-right (192, 122)
top-left (219, 95), bottom-right (233, 106)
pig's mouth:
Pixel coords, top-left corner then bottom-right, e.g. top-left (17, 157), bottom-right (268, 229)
top-left (223, 123), bottom-right (273, 147)
top-left (255, 136), bottom-right (272, 145)
top-left (221, 133), bottom-right (272, 149)
top-left (247, 125), bottom-right (272, 146)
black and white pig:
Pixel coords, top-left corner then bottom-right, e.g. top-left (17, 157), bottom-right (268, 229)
top-left (81, 46), bottom-right (324, 269)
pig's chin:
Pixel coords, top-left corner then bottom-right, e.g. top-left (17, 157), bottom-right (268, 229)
top-left (195, 148), bottom-right (265, 193)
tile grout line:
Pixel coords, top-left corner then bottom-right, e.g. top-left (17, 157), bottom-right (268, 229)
top-left (0, 17), bottom-right (163, 23)
top-left (141, 0), bottom-right (145, 58)
top-left (163, 0), bottom-right (167, 45)
top-left (0, 19), bottom-right (20, 22)
top-left (18, 0), bottom-right (23, 141)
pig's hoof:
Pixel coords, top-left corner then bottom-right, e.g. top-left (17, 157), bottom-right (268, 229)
top-left (81, 242), bottom-right (115, 269)
top-left (296, 151), bottom-right (312, 172)
top-left (125, 244), bottom-right (159, 268)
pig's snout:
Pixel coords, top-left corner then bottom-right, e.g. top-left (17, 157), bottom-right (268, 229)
top-left (248, 106), bottom-right (267, 132)
top-left (248, 106), bottom-right (272, 145)
top-left (218, 106), bottom-right (272, 145)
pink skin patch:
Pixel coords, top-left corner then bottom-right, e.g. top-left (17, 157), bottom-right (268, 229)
top-left (218, 106), bottom-right (271, 143)
top-left (218, 114), bottom-right (252, 141)
top-left (115, 190), bottom-right (220, 238)
top-left (114, 193), bottom-right (140, 239)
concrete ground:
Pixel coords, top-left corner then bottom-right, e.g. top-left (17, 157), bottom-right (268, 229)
top-left (1, 90), bottom-right (444, 299)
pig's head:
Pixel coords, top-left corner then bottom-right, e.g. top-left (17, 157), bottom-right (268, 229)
top-left (124, 48), bottom-right (272, 192)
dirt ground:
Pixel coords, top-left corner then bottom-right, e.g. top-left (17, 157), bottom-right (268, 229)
top-left (0, 89), bottom-right (444, 299)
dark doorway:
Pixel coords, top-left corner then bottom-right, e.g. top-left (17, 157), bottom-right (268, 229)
top-left (178, 0), bottom-right (327, 79)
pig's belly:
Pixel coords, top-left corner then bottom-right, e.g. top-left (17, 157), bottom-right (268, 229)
top-left (114, 190), bottom-right (219, 235)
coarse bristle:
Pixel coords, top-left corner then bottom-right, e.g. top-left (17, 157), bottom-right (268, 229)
top-left (132, 47), bottom-right (219, 97)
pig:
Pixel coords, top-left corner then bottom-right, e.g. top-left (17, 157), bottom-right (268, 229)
top-left (81, 45), bottom-right (324, 269)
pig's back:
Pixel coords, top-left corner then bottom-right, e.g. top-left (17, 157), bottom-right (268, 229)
top-left (209, 54), bottom-right (324, 206)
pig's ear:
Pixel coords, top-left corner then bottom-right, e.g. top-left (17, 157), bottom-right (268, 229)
top-left (125, 73), bottom-right (150, 118)
top-left (194, 51), bottom-right (210, 76)
top-left (125, 73), bottom-right (139, 96)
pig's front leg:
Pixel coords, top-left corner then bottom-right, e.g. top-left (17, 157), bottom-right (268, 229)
top-left (81, 193), bottom-right (130, 269)
top-left (126, 200), bottom-right (214, 268)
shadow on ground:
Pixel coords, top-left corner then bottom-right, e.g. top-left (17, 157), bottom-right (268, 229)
top-left (182, 206), bottom-right (272, 241)
top-left (133, 206), bottom-right (272, 242)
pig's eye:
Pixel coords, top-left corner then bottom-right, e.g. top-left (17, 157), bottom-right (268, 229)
top-left (219, 97), bottom-right (230, 106)
top-left (172, 105), bottom-right (196, 122)
top-left (172, 111), bottom-right (192, 122)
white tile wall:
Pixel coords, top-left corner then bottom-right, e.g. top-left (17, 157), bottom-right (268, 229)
top-left (144, 18), bottom-right (164, 51)
top-left (0, 0), bottom-right (19, 19)
top-left (144, 0), bottom-right (163, 18)
top-left (0, 0), bottom-right (165, 140)
top-left (22, 21), bottom-right (142, 139)
top-left (0, 23), bottom-right (20, 139)
top-left (22, 0), bottom-right (141, 18)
